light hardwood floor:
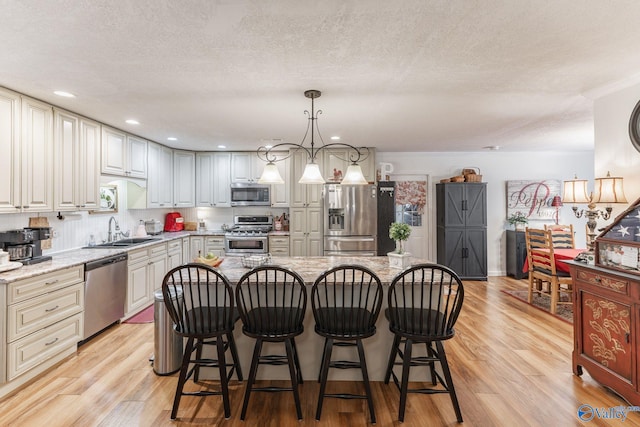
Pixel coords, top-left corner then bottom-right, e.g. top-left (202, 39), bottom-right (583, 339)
top-left (1, 276), bottom-right (639, 426)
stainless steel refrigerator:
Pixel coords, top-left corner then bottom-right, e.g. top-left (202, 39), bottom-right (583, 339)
top-left (324, 184), bottom-right (377, 256)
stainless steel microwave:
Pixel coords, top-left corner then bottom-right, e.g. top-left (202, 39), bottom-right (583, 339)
top-left (230, 183), bottom-right (271, 206)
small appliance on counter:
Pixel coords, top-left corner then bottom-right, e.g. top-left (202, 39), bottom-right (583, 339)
top-left (0, 227), bottom-right (53, 265)
top-left (164, 213), bottom-right (184, 232)
top-left (145, 219), bottom-right (164, 235)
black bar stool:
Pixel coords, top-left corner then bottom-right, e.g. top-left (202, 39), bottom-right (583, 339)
top-left (161, 263), bottom-right (243, 420)
top-left (235, 265), bottom-right (307, 421)
top-left (384, 263), bottom-right (465, 423)
top-left (312, 265), bottom-right (383, 423)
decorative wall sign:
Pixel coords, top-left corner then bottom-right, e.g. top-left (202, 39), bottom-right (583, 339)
top-left (506, 180), bottom-right (560, 221)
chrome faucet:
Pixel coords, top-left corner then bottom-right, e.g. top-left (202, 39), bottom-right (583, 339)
top-left (108, 216), bottom-right (120, 242)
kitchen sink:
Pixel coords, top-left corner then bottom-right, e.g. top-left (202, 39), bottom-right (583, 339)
top-left (84, 237), bottom-right (161, 249)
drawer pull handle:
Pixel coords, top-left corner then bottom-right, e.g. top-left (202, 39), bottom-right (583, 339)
top-left (45, 305), bottom-right (59, 312)
top-left (45, 280), bottom-right (59, 285)
top-left (626, 333), bottom-right (631, 344)
top-left (45, 337), bottom-right (59, 346)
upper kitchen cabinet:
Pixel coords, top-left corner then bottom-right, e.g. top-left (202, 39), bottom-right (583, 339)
top-left (21, 96), bottom-right (54, 213)
top-left (147, 142), bottom-right (173, 208)
top-left (268, 152), bottom-right (290, 208)
top-left (290, 149), bottom-right (323, 208)
top-left (173, 150), bottom-right (195, 208)
top-left (53, 109), bottom-right (101, 211)
top-left (196, 152), bottom-right (231, 207)
top-left (323, 147), bottom-right (376, 183)
top-left (101, 127), bottom-right (147, 179)
top-left (231, 152), bottom-right (263, 183)
top-left (0, 88), bottom-right (21, 213)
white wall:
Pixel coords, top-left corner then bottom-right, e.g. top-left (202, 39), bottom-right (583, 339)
top-left (594, 82), bottom-right (640, 207)
top-left (378, 151), bottom-right (594, 276)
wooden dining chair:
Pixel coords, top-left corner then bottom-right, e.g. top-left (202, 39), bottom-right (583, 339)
top-left (524, 228), bottom-right (549, 298)
top-left (544, 224), bottom-right (575, 248)
top-left (527, 229), bottom-right (572, 313)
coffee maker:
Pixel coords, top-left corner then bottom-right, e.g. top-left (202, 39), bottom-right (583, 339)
top-left (0, 228), bottom-right (53, 265)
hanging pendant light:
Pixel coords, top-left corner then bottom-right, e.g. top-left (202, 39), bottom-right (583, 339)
top-left (256, 90), bottom-right (369, 185)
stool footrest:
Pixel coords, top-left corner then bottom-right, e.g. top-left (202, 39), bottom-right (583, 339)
top-left (325, 392), bottom-right (368, 400)
top-left (330, 360), bottom-right (361, 370)
top-left (252, 386), bottom-right (294, 393)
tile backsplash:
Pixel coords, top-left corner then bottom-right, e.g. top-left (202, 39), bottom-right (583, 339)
top-left (0, 180), bottom-right (285, 254)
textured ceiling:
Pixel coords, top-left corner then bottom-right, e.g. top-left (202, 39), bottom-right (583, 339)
top-left (2, 0), bottom-right (640, 152)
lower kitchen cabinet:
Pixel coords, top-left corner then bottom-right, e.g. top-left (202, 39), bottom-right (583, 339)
top-left (167, 239), bottom-right (182, 270)
top-left (506, 230), bottom-right (527, 279)
top-left (269, 234), bottom-right (290, 256)
top-left (1, 265), bottom-right (84, 395)
top-left (189, 236), bottom-right (204, 260)
top-left (205, 236), bottom-right (225, 257)
top-left (289, 208), bottom-right (323, 256)
top-left (126, 243), bottom-right (167, 317)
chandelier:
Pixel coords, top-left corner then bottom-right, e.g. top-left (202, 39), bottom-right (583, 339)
top-left (257, 90), bottom-right (370, 185)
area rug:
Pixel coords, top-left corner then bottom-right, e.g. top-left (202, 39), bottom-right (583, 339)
top-left (124, 305), bottom-right (154, 324)
top-left (501, 289), bottom-right (573, 324)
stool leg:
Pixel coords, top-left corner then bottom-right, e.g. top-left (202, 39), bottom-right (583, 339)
top-left (426, 342), bottom-right (437, 385)
top-left (285, 338), bottom-right (303, 420)
top-left (317, 337), bottom-right (328, 382)
top-left (240, 338), bottom-right (263, 421)
top-left (384, 334), bottom-right (401, 384)
top-left (315, 337), bottom-right (334, 420)
top-left (436, 341), bottom-right (463, 423)
top-left (356, 339), bottom-right (376, 424)
top-left (398, 338), bottom-right (413, 422)
top-left (216, 335), bottom-right (231, 419)
top-left (227, 332), bottom-right (243, 381)
top-left (291, 337), bottom-right (304, 384)
top-left (171, 337), bottom-right (195, 420)
top-left (193, 338), bottom-right (203, 382)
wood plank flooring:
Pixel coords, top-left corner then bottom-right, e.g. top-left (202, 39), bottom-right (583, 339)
top-left (1, 276), bottom-right (639, 426)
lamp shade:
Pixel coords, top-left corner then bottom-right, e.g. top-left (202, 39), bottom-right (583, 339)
top-left (340, 164), bottom-right (368, 185)
top-left (562, 178), bottom-right (590, 204)
top-left (551, 195), bottom-right (563, 207)
top-left (257, 162), bottom-right (284, 184)
top-left (298, 163), bottom-right (325, 184)
top-left (593, 172), bottom-right (627, 204)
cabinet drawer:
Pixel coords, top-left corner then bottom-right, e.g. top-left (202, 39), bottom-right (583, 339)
top-left (205, 237), bottom-right (224, 247)
top-left (128, 248), bottom-right (149, 265)
top-left (7, 312), bottom-right (83, 381)
top-left (577, 270), bottom-right (628, 294)
top-left (8, 265), bottom-right (83, 305)
top-left (269, 237), bottom-right (289, 247)
top-left (8, 282), bottom-right (84, 342)
top-left (270, 247), bottom-right (290, 256)
top-left (167, 240), bottom-right (182, 254)
top-left (149, 242), bottom-right (167, 257)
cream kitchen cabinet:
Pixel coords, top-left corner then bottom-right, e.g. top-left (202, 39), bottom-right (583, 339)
top-left (21, 96), bottom-right (54, 213)
top-left (205, 236), bottom-right (225, 257)
top-left (269, 234), bottom-right (290, 256)
top-left (53, 109), bottom-right (101, 211)
top-left (290, 149), bottom-right (323, 208)
top-left (231, 152), bottom-right (266, 183)
top-left (289, 208), bottom-right (323, 256)
top-left (173, 150), bottom-right (195, 208)
top-left (126, 243), bottom-right (167, 317)
top-left (268, 152), bottom-right (290, 208)
top-left (101, 127), bottom-right (147, 179)
top-left (147, 141), bottom-right (173, 208)
top-left (3, 265), bottom-right (84, 387)
top-left (189, 236), bottom-right (204, 260)
top-left (0, 88), bottom-right (21, 213)
top-left (196, 152), bottom-right (231, 207)
top-left (182, 237), bottom-right (190, 263)
top-left (322, 147), bottom-right (376, 183)
top-left (167, 239), bottom-right (183, 270)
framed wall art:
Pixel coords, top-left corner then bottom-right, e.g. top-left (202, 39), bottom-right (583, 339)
top-left (506, 179), bottom-right (560, 221)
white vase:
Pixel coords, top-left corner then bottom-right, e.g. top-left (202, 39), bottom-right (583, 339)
top-left (387, 251), bottom-right (412, 269)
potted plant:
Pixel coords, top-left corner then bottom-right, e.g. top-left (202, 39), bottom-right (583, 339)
top-left (507, 211), bottom-right (528, 231)
top-left (388, 222), bottom-right (412, 268)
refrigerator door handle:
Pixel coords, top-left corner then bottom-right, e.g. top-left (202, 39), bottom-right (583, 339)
top-left (328, 237), bottom-right (376, 242)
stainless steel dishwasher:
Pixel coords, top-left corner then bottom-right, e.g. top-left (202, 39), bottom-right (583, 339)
top-left (83, 254), bottom-right (128, 341)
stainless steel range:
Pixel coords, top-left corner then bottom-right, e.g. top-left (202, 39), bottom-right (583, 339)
top-left (224, 215), bottom-right (273, 255)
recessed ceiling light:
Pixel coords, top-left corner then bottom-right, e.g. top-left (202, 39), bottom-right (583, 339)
top-left (483, 145), bottom-right (500, 151)
top-left (331, 136), bottom-right (340, 140)
top-left (167, 137), bottom-right (177, 141)
top-left (218, 145), bottom-right (226, 149)
top-left (125, 119), bottom-right (140, 125)
top-left (53, 91), bottom-right (75, 98)
top-left (264, 145), bottom-right (273, 149)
